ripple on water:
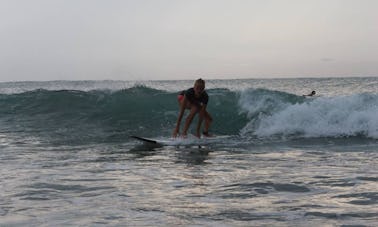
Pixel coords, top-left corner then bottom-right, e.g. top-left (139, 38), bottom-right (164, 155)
top-left (15, 183), bottom-right (116, 201)
top-left (333, 192), bottom-right (378, 205)
top-left (222, 182), bottom-right (310, 193)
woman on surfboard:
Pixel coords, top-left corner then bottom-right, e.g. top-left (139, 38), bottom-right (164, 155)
top-left (173, 78), bottom-right (213, 138)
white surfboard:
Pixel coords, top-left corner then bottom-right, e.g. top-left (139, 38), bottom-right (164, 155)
top-left (130, 135), bottom-right (230, 146)
top-left (130, 135), bottom-right (168, 145)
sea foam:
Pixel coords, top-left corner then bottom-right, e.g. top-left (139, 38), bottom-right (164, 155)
top-left (239, 90), bottom-right (378, 139)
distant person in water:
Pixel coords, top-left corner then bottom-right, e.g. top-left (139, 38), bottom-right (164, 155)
top-left (303, 90), bottom-right (316, 97)
top-left (173, 78), bottom-right (213, 138)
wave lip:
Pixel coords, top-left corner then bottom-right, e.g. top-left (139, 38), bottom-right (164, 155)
top-left (240, 91), bottom-right (378, 139)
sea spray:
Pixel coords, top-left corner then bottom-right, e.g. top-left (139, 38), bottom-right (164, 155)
top-left (239, 91), bottom-right (378, 139)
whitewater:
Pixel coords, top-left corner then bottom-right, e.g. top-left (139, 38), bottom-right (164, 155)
top-left (0, 77), bottom-right (377, 226)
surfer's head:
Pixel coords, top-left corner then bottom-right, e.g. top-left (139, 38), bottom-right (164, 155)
top-left (194, 78), bottom-right (205, 96)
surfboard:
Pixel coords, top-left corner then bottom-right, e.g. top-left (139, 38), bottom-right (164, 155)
top-left (130, 135), bottom-right (230, 146)
top-left (130, 135), bottom-right (161, 144)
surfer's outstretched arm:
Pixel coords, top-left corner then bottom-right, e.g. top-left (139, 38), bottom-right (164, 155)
top-left (173, 97), bottom-right (187, 137)
top-left (182, 105), bottom-right (199, 137)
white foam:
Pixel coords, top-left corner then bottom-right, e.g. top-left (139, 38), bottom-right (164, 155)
top-left (240, 93), bottom-right (378, 139)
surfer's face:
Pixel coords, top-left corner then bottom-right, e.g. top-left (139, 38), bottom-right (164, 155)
top-left (194, 83), bottom-right (205, 96)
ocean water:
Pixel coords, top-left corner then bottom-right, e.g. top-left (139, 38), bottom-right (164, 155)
top-left (0, 77), bottom-right (377, 226)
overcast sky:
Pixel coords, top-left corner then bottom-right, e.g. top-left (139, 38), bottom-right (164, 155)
top-left (0, 0), bottom-right (377, 81)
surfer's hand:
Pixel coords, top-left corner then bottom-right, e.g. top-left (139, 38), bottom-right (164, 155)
top-left (172, 129), bottom-right (179, 138)
top-left (181, 132), bottom-right (187, 139)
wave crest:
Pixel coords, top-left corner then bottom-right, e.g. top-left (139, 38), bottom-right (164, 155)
top-left (239, 91), bottom-right (378, 139)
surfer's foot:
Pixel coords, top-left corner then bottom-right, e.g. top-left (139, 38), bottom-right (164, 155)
top-left (202, 131), bottom-right (212, 137)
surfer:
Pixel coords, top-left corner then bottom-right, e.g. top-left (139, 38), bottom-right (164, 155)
top-left (173, 78), bottom-right (213, 138)
top-left (303, 90), bottom-right (316, 97)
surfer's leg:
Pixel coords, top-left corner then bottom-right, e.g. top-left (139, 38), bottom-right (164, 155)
top-left (196, 115), bottom-right (203, 138)
top-left (203, 111), bottom-right (213, 136)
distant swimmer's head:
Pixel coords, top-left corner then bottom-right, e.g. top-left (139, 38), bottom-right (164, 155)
top-left (194, 78), bottom-right (205, 96)
top-left (303, 90), bottom-right (316, 97)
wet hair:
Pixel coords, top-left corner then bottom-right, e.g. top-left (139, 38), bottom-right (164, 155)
top-left (195, 78), bottom-right (205, 87)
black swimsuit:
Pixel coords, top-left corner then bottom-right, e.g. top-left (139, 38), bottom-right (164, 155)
top-left (180, 88), bottom-right (209, 107)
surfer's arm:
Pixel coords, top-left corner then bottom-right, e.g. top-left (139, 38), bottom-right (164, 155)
top-left (182, 105), bottom-right (198, 137)
top-left (173, 97), bottom-right (187, 137)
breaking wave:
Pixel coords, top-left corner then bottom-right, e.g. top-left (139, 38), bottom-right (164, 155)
top-left (0, 86), bottom-right (376, 145)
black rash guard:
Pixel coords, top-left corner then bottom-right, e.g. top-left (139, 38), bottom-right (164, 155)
top-left (180, 88), bottom-right (209, 107)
